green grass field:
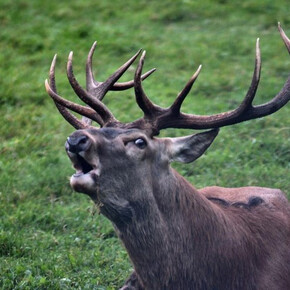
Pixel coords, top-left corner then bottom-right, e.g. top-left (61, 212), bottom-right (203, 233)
top-left (1, 0), bottom-right (289, 288)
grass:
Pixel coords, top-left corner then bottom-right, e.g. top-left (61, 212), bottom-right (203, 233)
top-left (0, 0), bottom-right (289, 288)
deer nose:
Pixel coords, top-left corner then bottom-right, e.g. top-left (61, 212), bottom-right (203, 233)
top-left (66, 135), bottom-right (90, 153)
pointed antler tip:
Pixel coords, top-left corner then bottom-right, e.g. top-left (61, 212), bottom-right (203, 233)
top-left (256, 38), bottom-right (260, 51)
top-left (68, 51), bottom-right (74, 66)
top-left (191, 65), bottom-right (202, 79)
top-left (89, 41), bottom-right (97, 55)
top-left (277, 22), bottom-right (285, 34)
top-left (44, 79), bottom-right (50, 91)
top-left (277, 22), bottom-right (290, 53)
top-left (138, 51), bottom-right (146, 66)
top-left (133, 49), bottom-right (143, 58)
top-left (50, 54), bottom-right (57, 69)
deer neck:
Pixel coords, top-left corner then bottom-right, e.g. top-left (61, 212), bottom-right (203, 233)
top-left (110, 167), bottom-right (231, 288)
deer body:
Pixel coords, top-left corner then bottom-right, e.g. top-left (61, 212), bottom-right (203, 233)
top-left (120, 180), bottom-right (290, 290)
top-left (45, 24), bottom-right (290, 289)
top-left (67, 128), bottom-right (290, 290)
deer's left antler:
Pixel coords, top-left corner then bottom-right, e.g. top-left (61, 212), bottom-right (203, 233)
top-left (133, 23), bottom-right (290, 135)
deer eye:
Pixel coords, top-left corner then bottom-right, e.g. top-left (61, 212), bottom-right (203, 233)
top-left (134, 138), bottom-right (147, 149)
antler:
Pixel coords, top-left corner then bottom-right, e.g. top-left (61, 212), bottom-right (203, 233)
top-left (45, 42), bottom-right (155, 129)
top-left (45, 24), bottom-right (290, 136)
top-left (133, 23), bottom-right (290, 135)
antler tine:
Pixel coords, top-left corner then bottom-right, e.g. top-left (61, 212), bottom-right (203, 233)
top-left (101, 49), bottom-right (142, 94)
top-left (110, 68), bottom-right (157, 91)
top-left (134, 51), bottom-right (161, 117)
top-left (86, 44), bottom-right (140, 96)
top-left (45, 79), bottom-right (105, 126)
top-left (86, 41), bottom-right (98, 90)
top-left (86, 43), bottom-right (156, 98)
top-left (220, 25), bottom-right (290, 123)
top-left (67, 51), bottom-right (118, 125)
top-left (46, 55), bottom-right (89, 129)
top-left (170, 65), bottom-right (202, 115)
top-left (278, 22), bottom-right (290, 53)
top-left (233, 38), bottom-right (261, 113)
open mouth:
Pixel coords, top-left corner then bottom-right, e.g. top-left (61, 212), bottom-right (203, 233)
top-left (68, 152), bottom-right (94, 177)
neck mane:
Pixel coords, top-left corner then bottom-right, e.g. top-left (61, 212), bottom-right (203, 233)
top-left (114, 168), bottom-right (245, 289)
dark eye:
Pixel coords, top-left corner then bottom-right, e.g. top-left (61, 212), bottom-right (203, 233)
top-left (134, 138), bottom-right (147, 149)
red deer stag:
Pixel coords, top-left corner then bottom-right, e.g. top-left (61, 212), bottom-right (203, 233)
top-left (45, 24), bottom-right (290, 290)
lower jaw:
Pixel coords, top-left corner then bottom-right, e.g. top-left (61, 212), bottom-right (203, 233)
top-left (73, 172), bottom-right (84, 178)
top-left (70, 172), bottom-right (97, 193)
top-left (73, 169), bottom-right (95, 178)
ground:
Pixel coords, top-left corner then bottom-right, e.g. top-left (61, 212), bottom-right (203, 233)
top-left (0, 0), bottom-right (289, 288)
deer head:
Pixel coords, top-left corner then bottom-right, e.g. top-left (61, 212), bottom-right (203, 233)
top-left (45, 24), bottom-right (289, 207)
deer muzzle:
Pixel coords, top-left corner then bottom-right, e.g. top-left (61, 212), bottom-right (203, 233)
top-left (65, 132), bottom-right (97, 177)
top-left (66, 135), bottom-right (91, 154)
top-left (65, 132), bottom-right (101, 195)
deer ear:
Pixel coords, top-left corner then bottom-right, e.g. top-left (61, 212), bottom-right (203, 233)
top-left (169, 129), bottom-right (219, 163)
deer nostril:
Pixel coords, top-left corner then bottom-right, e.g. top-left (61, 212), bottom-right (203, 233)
top-left (66, 135), bottom-right (90, 153)
top-left (77, 135), bottom-right (88, 145)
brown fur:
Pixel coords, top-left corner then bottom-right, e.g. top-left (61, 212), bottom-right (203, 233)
top-left (46, 24), bottom-right (290, 289)
top-left (119, 170), bottom-right (290, 290)
top-left (65, 128), bottom-right (290, 290)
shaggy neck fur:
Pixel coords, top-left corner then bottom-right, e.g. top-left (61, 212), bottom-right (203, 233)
top-left (106, 168), bottom-right (260, 289)
top-left (97, 163), bottom-right (289, 290)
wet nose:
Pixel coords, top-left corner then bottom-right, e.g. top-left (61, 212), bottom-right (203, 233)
top-left (66, 135), bottom-right (89, 153)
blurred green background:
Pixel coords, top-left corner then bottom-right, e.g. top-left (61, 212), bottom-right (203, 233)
top-left (0, 0), bottom-right (289, 289)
